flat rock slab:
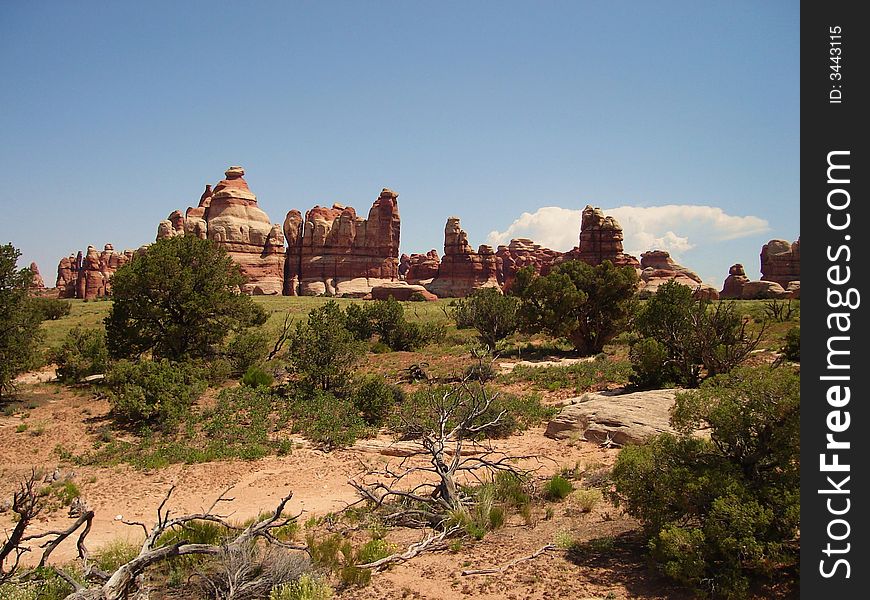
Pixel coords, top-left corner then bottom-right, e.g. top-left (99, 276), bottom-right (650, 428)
top-left (498, 356), bottom-right (595, 374)
top-left (545, 389), bottom-right (679, 446)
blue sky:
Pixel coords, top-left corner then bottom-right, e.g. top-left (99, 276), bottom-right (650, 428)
top-left (0, 1), bottom-right (799, 286)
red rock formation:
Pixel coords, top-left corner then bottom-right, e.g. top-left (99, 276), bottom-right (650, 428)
top-left (720, 263), bottom-right (749, 299)
top-left (639, 250), bottom-right (718, 300)
top-left (741, 280), bottom-right (789, 300)
top-left (56, 244), bottom-right (132, 300)
top-left (558, 205), bottom-right (639, 269)
top-left (157, 211), bottom-right (185, 240)
top-left (29, 262), bottom-right (45, 290)
top-left (56, 254), bottom-right (78, 298)
top-left (495, 238), bottom-right (560, 290)
top-left (283, 209), bottom-right (304, 296)
top-left (426, 218), bottom-right (501, 297)
top-left (293, 188), bottom-right (401, 297)
top-left (760, 237), bottom-right (800, 288)
top-left (405, 250), bottom-right (440, 284)
top-left (398, 254), bottom-right (411, 279)
top-left (370, 282), bottom-right (438, 302)
top-left (159, 166), bottom-right (286, 295)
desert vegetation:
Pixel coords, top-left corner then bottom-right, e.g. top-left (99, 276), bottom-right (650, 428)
top-left (0, 243), bottom-right (800, 599)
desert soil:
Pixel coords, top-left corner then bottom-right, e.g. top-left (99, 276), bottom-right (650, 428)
top-left (0, 372), bottom-right (693, 599)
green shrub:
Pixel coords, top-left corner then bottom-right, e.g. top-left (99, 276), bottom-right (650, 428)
top-left (355, 538), bottom-right (396, 564)
top-left (289, 390), bottom-right (367, 449)
top-left (504, 359), bottom-right (633, 394)
top-left (287, 302), bottom-right (365, 394)
top-left (53, 327), bottom-right (109, 383)
top-left (628, 337), bottom-right (676, 389)
top-left (0, 566), bottom-right (80, 600)
top-left (543, 474), bottom-right (574, 500)
top-left (159, 519), bottom-right (231, 546)
top-left (464, 361), bottom-right (497, 382)
top-left (344, 303), bottom-right (374, 341)
top-left (447, 483), bottom-right (509, 540)
top-left (631, 281), bottom-right (763, 389)
top-left (194, 357), bottom-right (233, 386)
top-left (106, 236), bottom-right (267, 361)
top-left (30, 297), bottom-right (72, 321)
top-left (781, 326), bottom-right (799, 362)
top-left (610, 366), bottom-right (799, 597)
top-left (451, 287), bottom-right (520, 351)
top-left (242, 365), bottom-right (274, 387)
top-left (106, 359), bottom-right (206, 430)
top-left (492, 471), bottom-right (531, 510)
top-left (1, 244), bottom-right (43, 400)
top-left (270, 574), bottom-right (333, 600)
top-left (225, 329), bottom-right (271, 376)
top-left (203, 386), bottom-right (276, 459)
top-left (51, 480), bottom-right (81, 506)
top-left (352, 375), bottom-right (401, 426)
top-left (568, 489), bottom-right (602, 513)
top-left (344, 298), bottom-right (433, 351)
top-left (369, 341), bottom-right (391, 354)
top-left (513, 260), bottom-right (639, 355)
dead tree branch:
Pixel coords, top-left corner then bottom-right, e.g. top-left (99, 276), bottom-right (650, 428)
top-left (460, 544), bottom-right (556, 576)
top-left (356, 526), bottom-right (460, 571)
top-left (268, 311), bottom-right (294, 360)
top-left (0, 469), bottom-right (42, 583)
top-left (349, 377), bottom-right (536, 529)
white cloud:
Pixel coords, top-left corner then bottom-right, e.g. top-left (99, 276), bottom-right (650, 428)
top-left (487, 204), bottom-right (770, 262)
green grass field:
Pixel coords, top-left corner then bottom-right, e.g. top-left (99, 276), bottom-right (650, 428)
top-left (38, 295), bottom-right (797, 354)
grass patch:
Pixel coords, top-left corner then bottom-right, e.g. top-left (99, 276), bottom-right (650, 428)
top-left (543, 474), bottom-right (574, 501)
top-left (501, 359), bottom-right (632, 394)
top-left (391, 385), bottom-right (554, 440)
top-left (270, 573), bottom-right (334, 600)
top-left (94, 538), bottom-right (140, 572)
top-left (568, 488), bottom-right (602, 513)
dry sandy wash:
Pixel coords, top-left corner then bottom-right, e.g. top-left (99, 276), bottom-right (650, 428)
top-left (1, 373), bottom-right (697, 599)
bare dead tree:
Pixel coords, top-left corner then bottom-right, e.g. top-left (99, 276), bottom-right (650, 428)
top-left (0, 469), bottom-right (42, 583)
top-left (349, 378), bottom-right (538, 528)
top-left (267, 311), bottom-right (294, 360)
top-left (1, 480), bottom-right (303, 600)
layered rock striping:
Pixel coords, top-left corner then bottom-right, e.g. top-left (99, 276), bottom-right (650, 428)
top-left (760, 238), bottom-right (800, 288)
top-left (158, 166), bottom-right (286, 295)
top-left (286, 188), bottom-right (401, 297)
top-left (557, 205), bottom-right (640, 269)
top-left (56, 244), bottom-right (134, 300)
top-left (425, 217), bottom-right (501, 297)
top-left (639, 250), bottom-right (719, 300)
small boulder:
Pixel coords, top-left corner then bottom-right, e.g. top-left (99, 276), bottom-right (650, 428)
top-left (545, 389), bottom-right (679, 446)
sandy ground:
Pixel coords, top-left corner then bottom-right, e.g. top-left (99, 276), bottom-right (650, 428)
top-left (0, 376), bottom-right (727, 599)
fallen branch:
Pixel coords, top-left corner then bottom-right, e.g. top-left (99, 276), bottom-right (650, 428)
top-left (21, 510), bottom-right (95, 567)
top-left (460, 544), bottom-right (556, 576)
top-left (356, 526), bottom-right (460, 571)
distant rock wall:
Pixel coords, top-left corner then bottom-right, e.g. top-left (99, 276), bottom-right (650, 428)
top-left (287, 188), bottom-right (401, 297)
top-left (639, 250), bottom-right (719, 300)
top-left (719, 236), bottom-right (801, 300)
top-left (557, 205), bottom-right (640, 269)
top-left (495, 239), bottom-right (560, 291)
top-left (29, 262), bottom-right (45, 291)
top-left (50, 171), bottom-right (763, 302)
top-left (425, 217), bottom-right (501, 297)
top-left (760, 238), bottom-right (800, 288)
top-left (56, 244), bottom-right (134, 300)
top-left (158, 166), bottom-right (286, 295)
